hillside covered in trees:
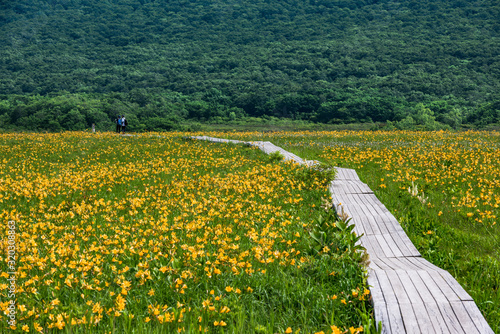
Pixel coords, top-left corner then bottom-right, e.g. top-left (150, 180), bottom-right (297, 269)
top-left (1, 0), bottom-right (499, 131)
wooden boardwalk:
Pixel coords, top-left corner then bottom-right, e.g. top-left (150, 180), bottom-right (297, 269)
top-left (332, 167), bottom-right (494, 334)
top-left (193, 136), bottom-right (494, 334)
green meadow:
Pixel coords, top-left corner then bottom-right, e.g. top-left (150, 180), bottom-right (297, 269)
top-left (0, 132), bottom-right (372, 334)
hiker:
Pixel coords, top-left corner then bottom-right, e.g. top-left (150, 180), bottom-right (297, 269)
top-left (116, 115), bottom-right (123, 133)
top-left (121, 115), bottom-right (128, 133)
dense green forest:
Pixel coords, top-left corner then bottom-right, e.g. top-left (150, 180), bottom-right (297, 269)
top-left (1, 0), bottom-right (500, 131)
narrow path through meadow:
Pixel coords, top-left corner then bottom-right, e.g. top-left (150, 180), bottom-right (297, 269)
top-left (193, 135), bottom-right (494, 334)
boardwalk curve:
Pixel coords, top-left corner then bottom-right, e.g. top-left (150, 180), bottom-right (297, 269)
top-left (193, 136), bottom-right (494, 334)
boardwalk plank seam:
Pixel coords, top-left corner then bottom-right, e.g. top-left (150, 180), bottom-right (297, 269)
top-left (192, 136), bottom-right (494, 334)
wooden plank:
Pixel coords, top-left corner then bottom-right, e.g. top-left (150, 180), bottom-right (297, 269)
top-left (407, 268), bottom-right (437, 302)
top-left (346, 198), bottom-right (383, 235)
top-left (407, 257), bottom-right (447, 273)
top-left (354, 215), bottom-right (378, 236)
top-left (373, 303), bottom-right (391, 334)
top-left (410, 302), bottom-right (437, 334)
top-left (330, 180), bottom-right (371, 193)
top-left (373, 234), bottom-right (399, 258)
top-left (352, 181), bottom-right (373, 194)
top-left (342, 200), bottom-right (379, 235)
top-left (383, 231), bottom-right (420, 258)
top-left (369, 258), bottom-right (394, 271)
top-left (424, 301), bottom-right (452, 334)
top-left (367, 271), bottom-right (386, 304)
top-left (398, 270), bottom-right (450, 333)
top-left (385, 232), bottom-right (413, 257)
top-left (386, 270), bottom-right (411, 305)
top-left (360, 236), bottom-right (381, 258)
top-left (462, 301), bottom-right (495, 334)
top-left (349, 217), bottom-right (367, 237)
top-left (449, 302), bottom-right (480, 334)
top-left (364, 193), bottom-right (392, 214)
top-left (374, 214), bottom-right (402, 234)
top-left (380, 257), bottom-right (428, 272)
top-left (440, 271), bottom-right (473, 301)
top-left (417, 270), bottom-right (449, 304)
top-left (399, 302), bottom-right (421, 334)
top-left (386, 300), bottom-right (406, 333)
top-left (426, 270), bottom-right (462, 303)
top-left (436, 302), bottom-right (466, 334)
top-left (375, 271), bottom-right (399, 305)
top-left (368, 260), bottom-right (384, 272)
top-left (364, 235), bottom-right (386, 258)
top-left (395, 270), bottom-right (424, 304)
top-left (335, 167), bottom-right (360, 181)
top-left (394, 231), bottom-right (421, 257)
top-left (380, 233), bottom-right (405, 258)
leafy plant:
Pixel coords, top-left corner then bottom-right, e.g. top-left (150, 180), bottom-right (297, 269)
top-left (294, 162), bottom-right (337, 188)
top-left (268, 150), bottom-right (284, 162)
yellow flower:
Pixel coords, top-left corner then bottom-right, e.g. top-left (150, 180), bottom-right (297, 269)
top-left (22, 325), bottom-right (30, 332)
top-left (213, 320), bottom-right (226, 326)
top-left (330, 325), bottom-right (342, 334)
top-left (285, 327), bottom-right (293, 333)
top-left (34, 323), bottom-right (43, 332)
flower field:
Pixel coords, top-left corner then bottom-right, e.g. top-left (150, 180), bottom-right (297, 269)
top-left (220, 130), bottom-right (500, 332)
top-left (0, 132), bottom-right (371, 333)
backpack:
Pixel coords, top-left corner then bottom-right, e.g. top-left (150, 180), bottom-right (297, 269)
top-left (118, 118), bottom-right (122, 126)
top-left (124, 119), bottom-right (128, 126)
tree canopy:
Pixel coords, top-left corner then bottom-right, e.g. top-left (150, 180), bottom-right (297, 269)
top-left (1, 0), bottom-right (499, 130)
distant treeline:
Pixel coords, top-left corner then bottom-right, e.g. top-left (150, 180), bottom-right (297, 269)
top-left (1, 0), bottom-right (500, 130)
top-left (2, 92), bottom-right (499, 132)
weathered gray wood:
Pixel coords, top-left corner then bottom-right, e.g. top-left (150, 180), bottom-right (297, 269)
top-left (426, 270), bottom-right (463, 303)
top-left (410, 302), bottom-right (437, 334)
top-left (363, 235), bottom-right (387, 257)
top-left (373, 303), bottom-right (392, 334)
top-left (335, 167), bottom-right (360, 180)
top-left (462, 301), bottom-right (495, 334)
top-left (367, 271), bottom-right (386, 304)
top-left (386, 300), bottom-right (406, 333)
top-left (375, 271), bottom-right (399, 305)
top-left (395, 271), bottom-right (424, 304)
top-left (450, 301), bottom-right (480, 334)
top-left (399, 303), bottom-right (421, 334)
top-left (425, 301), bottom-right (453, 334)
top-left (386, 270), bottom-right (411, 304)
top-left (416, 270), bottom-right (449, 303)
top-left (406, 256), bottom-right (448, 273)
top-left (374, 214), bottom-right (401, 234)
top-left (440, 271), bottom-right (474, 301)
top-left (436, 302), bottom-right (467, 334)
top-left (380, 233), bottom-right (405, 258)
top-left (394, 231), bottom-right (421, 257)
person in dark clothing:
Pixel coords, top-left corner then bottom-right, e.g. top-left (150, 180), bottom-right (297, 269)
top-left (115, 116), bottom-right (122, 133)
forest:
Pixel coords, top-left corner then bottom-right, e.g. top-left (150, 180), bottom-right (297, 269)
top-left (0, 0), bottom-right (499, 131)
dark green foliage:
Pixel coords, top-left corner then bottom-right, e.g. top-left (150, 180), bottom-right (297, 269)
top-left (268, 151), bottom-right (284, 163)
top-left (1, 0), bottom-right (500, 130)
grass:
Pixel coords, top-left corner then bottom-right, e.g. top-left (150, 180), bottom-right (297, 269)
top-left (0, 132), bottom-right (371, 333)
top-left (213, 129), bottom-right (500, 333)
